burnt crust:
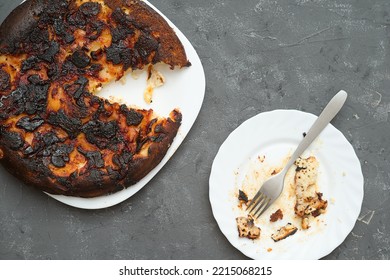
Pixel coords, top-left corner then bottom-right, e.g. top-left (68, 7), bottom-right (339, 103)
top-left (0, 0), bottom-right (189, 198)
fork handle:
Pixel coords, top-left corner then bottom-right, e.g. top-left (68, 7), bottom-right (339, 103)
top-left (282, 90), bottom-right (348, 174)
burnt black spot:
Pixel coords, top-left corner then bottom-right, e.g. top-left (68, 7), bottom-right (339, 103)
top-left (43, 132), bottom-right (61, 146)
top-left (29, 27), bottom-right (49, 44)
top-left (21, 56), bottom-right (40, 72)
top-left (1, 130), bottom-right (23, 150)
top-left (82, 120), bottom-right (119, 149)
top-left (87, 20), bottom-right (104, 40)
top-left (47, 64), bottom-right (59, 79)
top-left (56, 177), bottom-right (71, 189)
top-left (88, 169), bottom-right (104, 182)
top-left (106, 42), bottom-right (129, 65)
top-left (238, 190), bottom-right (248, 202)
top-left (67, 10), bottom-right (87, 28)
top-left (47, 110), bottom-right (82, 138)
top-left (107, 166), bottom-right (121, 180)
top-left (91, 49), bottom-right (103, 60)
top-left (16, 116), bottom-right (44, 132)
top-left (38, 41), bottom-right (60, 63)
top-left (134, 34), bottom-right (159, 62)
top-left (53, 19), bottom-right (75, 44)
top-left (79, 2), bottom-right (101, 17)
top-left (39, 0), bottom-right (69, 24)
top-left (70, 50), bottom-right (91, 68)
top-left (111, 26), bottom-right (134, 43)
top-left (0, 69), bottom-right (10, 91)
top-left (112, 150), bottom-right (133, 167)
top-left (64, 76), bottom-right (88, 99)
top-left (50, 144), bottom-right (73, 168)
top-left (51, 155), bottom-right (65, 168)
top-left (77, 147), bottom-right (104, 168)
top-left (120, 105), bottom-right (143, 126)
top-left (111, 7), bottom-right (140, 28)
top-left (23, 76), bottom-right (50, 115)
top-left (0, 85), bottom-right (27, 119)
top-left (150, 134), bottom-right (165, 143)
top-left (84, 64), bottom-right (102, 77)
top-left (60, 60), bottom-right (76, 76)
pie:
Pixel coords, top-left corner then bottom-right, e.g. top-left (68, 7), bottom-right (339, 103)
top-left (0, 0), bottom-right (190, 197)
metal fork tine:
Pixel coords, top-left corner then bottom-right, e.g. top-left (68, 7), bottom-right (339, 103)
top-left (246, 190), bottom-right (263, 210)
top-left (253, 196), bottom-right (271, 219)
top-left (250, 195), bottom-right (267, 214)
top-left (249, 193), bottom-right (267, 213)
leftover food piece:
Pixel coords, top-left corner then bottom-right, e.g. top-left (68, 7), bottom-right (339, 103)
top-left (270, 209), bottom-right (283, 222)
top-left (144, 65), bottom-right (166, 104)
top-left (294, 157), bottom-right (328, 229)
top-left (236, 216), bottom-right (261, 240)
top-left (238, 189), bottom-right (249, 203)
top-left (271, 223), bottom-right (298, 242)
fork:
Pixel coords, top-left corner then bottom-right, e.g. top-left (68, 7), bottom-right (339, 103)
top-left (246, 90), bottom-right (348, 219)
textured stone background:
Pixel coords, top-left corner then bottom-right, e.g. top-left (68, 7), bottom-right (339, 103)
top-left (0, 0), bottom-right (389, 259)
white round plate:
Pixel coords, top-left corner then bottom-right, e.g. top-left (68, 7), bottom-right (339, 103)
top-left (209, 110), bottom-right (364, 259)
top-left (45, 0), bottom-right (206, 209)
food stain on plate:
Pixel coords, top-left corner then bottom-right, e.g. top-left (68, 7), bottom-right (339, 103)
top-left (232, 151), bottom-right (329, 253)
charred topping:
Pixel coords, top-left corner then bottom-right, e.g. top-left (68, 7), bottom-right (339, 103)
top-left (16, 116), bottom-right (44, 132)
top-left (70, 50), bottom-right (91, 69)
top-left (38, 41), bottom-right (60, 63)
top-left (120, 105), bottom-right (144, 126)
top-left (86, 20), bottom-right (105, 40)
top-left (47, 110), bottom-right (82, 139)
top-left (238, 189), bottom-right (248, 203)
top-left (77, 147), bottom-right (104, 168)
top-left (0, 77), bottom-right (49, 119)
top-left (0, 69), bottom-right (10, 91)
top-left (79, 2), bottom-right (101, 17)
top-left (50, 143), bottom-right (73, 168)
top-left (135, 34), bottom-right (159, 63)
top-left (81, 119), bottom-right (121, 149)
top-left (21, 56), bottom-right (40, 72)
top-left (53, 19), bottom-right (75, 44)
top-left (0, 129), bottom-right (23, 150)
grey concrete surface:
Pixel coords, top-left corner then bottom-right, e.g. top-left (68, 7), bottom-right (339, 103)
top-left (0, 0), bottom-right (389, 260)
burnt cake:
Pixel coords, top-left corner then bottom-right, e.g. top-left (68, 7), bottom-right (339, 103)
top-left (0, 0), bottom-right (190, 197)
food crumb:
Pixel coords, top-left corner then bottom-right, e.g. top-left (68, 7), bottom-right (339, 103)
top-left (267, 248), bottom-right (272, 252)
top-left (271, 223), bottom-right (298, 242)
top-left (236, 216), bottom-right (261, 240)
top-left (270, 209), bottom-right (283, 222)
top-left (238, 189), bottom-right (248, 203)
top-left (257, 155), bottom-right (265, 163)
top-left (144, 65), bottom-right (165, 104)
